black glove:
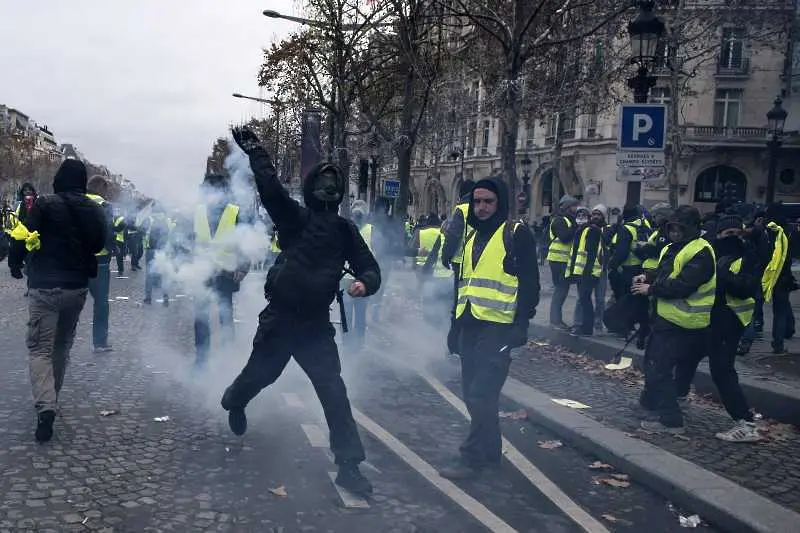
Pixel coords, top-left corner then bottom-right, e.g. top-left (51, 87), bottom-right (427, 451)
top-left (509, 321), bottom-right (529, 348)
top-left (231, 126), bottom-right (263, 154)
top-left (10, 266), bottom-right (23, 279)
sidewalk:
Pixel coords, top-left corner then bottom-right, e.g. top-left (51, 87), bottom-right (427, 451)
top-left (533, 281), bottom-right (800, 426)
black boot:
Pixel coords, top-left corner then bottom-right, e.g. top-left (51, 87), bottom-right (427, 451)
top-left (438, 458), bottom-right (482, 480)
top-left (335, 463), bottom-right (373, 496)
top-left (221, 389), bottom-right (247, 436)
top-left (35, 410), bottom-right (56, 443)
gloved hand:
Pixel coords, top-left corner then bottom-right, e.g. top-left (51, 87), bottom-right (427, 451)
top-left (10, 266), bottom-right (23, 279)
top-left (231, 126), bottom-right (263, 154)
top-left (509, 320), bottom-right (529, 348)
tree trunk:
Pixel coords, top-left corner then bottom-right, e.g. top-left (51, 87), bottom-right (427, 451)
top-left (552, 113), bottom-right (570, 197)
top-left (396, 145), bottom-right (412, 217)
top-left (395, 64), bottom-right (417, 218)
top-left (501, 69), bottom-right (522, 217)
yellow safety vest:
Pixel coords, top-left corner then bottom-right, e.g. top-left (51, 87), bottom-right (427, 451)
top-left (611, 224), bottom-right (643, 266)
top-left (360, 223), bottom-right (373, 252)
top-left (642, 230), bottom-right (660, 271)
top-left (655, 239), bottom-right (716, 329)
top-left (114, 216), bottom-right (125, 243)
top-left (417, 226), bottom-right (450, 277)
top-left (546, 217), bottom-right (573, 263)
top-left (456, 222), bottom-right (519, 324)
top-left (86, 193), bottom-right (110, 256)
top-left (270, 233), bottom-right (281, 253)
top-left (727, 258), bottom-right (755, 326)
top-left (451, 203), bottom-right (470, 265)
top-left (761, 222), bottom-right (788, 303)
top-left (194, 204), bottom-right (240, 271)
top-left (566, 227), bottom-right (602, 278)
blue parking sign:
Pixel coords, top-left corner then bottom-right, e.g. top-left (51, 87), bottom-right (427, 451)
top-left (618, 104), bottom-right (667, 151)
top-left (383, 179), bottom-right (400, 198)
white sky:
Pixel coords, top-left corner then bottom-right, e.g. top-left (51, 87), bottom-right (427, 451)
top-left (0, 0), bottom-right (298, 198)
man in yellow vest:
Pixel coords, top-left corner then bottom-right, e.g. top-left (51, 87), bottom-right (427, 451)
top-left (342, 204), bottom-right (375, 351)
top-left (566, 207), bottom-right (603, 336)
top-left (86, 176), bottom-right (116, 353)
top-left (112, 213), bottom-right (127, 276)
top-left (441, 179), bottom-right (475, 308)
top-left (439, 177), bottom-right (539, 480)
top-left (408, 213), bottom-right (452, 328)
top-left (193, 173), bottom-right (250, 367)
top-left (631, 206), bottom-right (715, 434)
top-left (763, 202), bottom-right (795, 354)
top-left (672, 213), bottom-right (761, 442)
top-left (547, 195), bottom-right (578, 329)
top-left (142, 205), bottom-right (171, 307)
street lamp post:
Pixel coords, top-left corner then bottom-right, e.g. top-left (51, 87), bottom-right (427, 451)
top-left (521, 153), bottom-right (532, 217)
top-left (766, 97), bottom-right (788, 204)
top-left (625, 1), bottom-right (665, 206)
top-left (232, 92), bottom-right (284, 158)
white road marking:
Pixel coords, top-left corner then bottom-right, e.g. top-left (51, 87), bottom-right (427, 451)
top-left (301, 424), bottom-right (328, 448)
top-left (327, 472), bottom-right (370, 509)
top-left (352, 408), bottom-right (516, 533)
top-left (282, 393), bottom-right (305, 408)
top-left (417, 371), bottom-right (611, 533)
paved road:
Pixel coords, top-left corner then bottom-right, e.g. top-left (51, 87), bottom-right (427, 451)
top-left (0, 265), bottom-right (714, 532)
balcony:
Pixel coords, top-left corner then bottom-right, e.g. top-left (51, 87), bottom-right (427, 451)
top-left (716, 57), bottom-right (750, 78)
top-left (681, 125), bottom-right (769, 147)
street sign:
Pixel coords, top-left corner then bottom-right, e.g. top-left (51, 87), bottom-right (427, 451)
top-left (616, 151), bottom-right (665, 168)
top-left (618, 104), bottom-right (667, 151)
top-left (383, 179), bottom-right (400, 198)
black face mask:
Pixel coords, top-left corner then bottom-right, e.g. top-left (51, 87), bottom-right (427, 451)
top-left (714, 235), bottom-right (743, 256)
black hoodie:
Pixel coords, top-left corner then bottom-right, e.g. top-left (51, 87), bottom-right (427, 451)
top-left (9, 160), bottom-right (107, 289)
top-left (247, 147), bottom-right (380, 321)
top-left (461, 177), bottom-right (540, 325)
top-left (16, 182), bottom-right (37, 223)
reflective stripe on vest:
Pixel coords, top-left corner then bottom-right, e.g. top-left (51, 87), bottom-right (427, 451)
top-left (456, 222), bottom-right (519, 324)
top-left (642, 230), bottom-right (660, 271)
top-left (546, 217), bottom-right (573, 263)
top-left (762, 222), bottom-right (788, 303)
top-left (451, 203), bottom-right (470, 265)
top-left (566, 227), bottom-right (602, 278)
top-left (361, 223), bottom-right (373, 252)
top-left (727, 258), bottom-right (755, 326)
top-left (113, 216), bottom-right (125, 243)
top-left (655, 239), bottom-right (717, 329)
top-left (194, 204), bottom-right (240, 271)
top-left (86, 193), bottom-right (110, 256)
top-left (611, 224), bottom-right (643, 266)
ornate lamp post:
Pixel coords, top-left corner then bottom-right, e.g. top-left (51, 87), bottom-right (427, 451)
top-left (520, 153), bottom-right (532, 216)
top-left (766, 97), bottom-right (788, 203)
top-left (625, 1), bottom-right (665, 205)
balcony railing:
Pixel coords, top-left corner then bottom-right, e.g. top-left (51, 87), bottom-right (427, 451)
top-left (682, 125), bottom-right (767, 140)
top-left (716, 57), bottom-right (750, 77)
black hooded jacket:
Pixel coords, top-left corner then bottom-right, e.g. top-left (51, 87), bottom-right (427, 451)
top-left (248, 147), bottom-right (380, 321)
top-left (9, 160), bottom-right (107, 289)
top-left (441, 192), bottom-right (472, 267)
top-left (16, 182), bottom-right (37, 224)
top-left (460, 177), bottom-right (539, 325)
top-left (712, 235), bottom-right (759, 330)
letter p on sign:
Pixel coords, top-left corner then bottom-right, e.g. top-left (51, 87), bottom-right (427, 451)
top-left (632, 114), bottom-right (653, 142)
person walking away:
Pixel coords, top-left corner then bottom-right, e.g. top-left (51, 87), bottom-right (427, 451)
top-left (438, 177), bottom-right (539, 479)
top-left (409, 214), bottom-right (452, 329)
top-left (86, 177), bottom-right (116, 354)
top-left (192, 173), bottom-right (250, 368)
top-left (342, 203), bottom-right (375, 352)
top-left (547, 195), bottom-right (578, 329)
top-left (590, 205), bottom-right (609, 331)
top-left (7, 160), bottom-right (107, 441)
top-left (142, 205), bottom-right (170, 307)
top-left (567, 208), bottom-right (603, 336)
top-left (672, 214), bottom-right (761, 442)
top-left (631, 206), bottom-right (715, 434)
top-left (737, 208), bottom-right (771, 354)
top-left (127, 209), bottom-right (144, 271)
top-left (221, 127), bottom-right (380, 496)
top-left (112, 213), bottom-right (127, 276)
top-left (761, 203), bottom-right (796, 354)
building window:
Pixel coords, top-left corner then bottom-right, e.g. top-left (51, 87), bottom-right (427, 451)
top-left (649, 87), bottom-right (671, 106)
top-left (693, 165), bottom-right (747, 203)
top-left (720, 28), bottom-right (745, 69)
top-left (545, 114), bottom-right (557, 145)
top-left (562, 110), bottom-right (576, 140)
top-left (525, 120), bottom-right (535, 148)
top-left (654, 42), bottom-right (677, 70)
top-left (713, 89), bottom-right (741, 129)
top-left (540, 169), bottom-right (564, 209)
top-left (585, 104), bottom-right (599, 138)
top-left (467, 121), bottom-right (477, 155)
top-left (481, 120), bottom-right (490, 154)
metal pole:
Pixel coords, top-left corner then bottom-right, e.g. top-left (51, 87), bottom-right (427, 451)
top-left (766, 138), bottom-right (780, 203)
top-left (625, 66), bottom-right (654, 206)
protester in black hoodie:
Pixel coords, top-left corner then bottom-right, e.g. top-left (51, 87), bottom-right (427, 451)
top-left (8, 159), bottom-right (106, 442)
top-left (221, 127), bottom-right (380, 497)
top-left (16, 182), bottom-right (37, 225)
top-left (439, 177), bottom-right (539, 480)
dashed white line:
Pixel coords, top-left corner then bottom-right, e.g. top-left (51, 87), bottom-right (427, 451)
top-left (417, 371), bottom-right (611, 533)
top-left (281, 392), bottom-right (305, 408)
top-left (327, 472), bottom-right (371, 509)
top-left (301, 423), bottom-right (328, 448)
top-left (352, 408), bottom-right (516, 533)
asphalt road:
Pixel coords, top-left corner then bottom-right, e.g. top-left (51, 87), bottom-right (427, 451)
top-left (0, 266), bottom-right (716, 532)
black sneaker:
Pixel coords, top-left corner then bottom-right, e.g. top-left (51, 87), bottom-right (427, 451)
top-left (773, 344), bottom-right (787, 355)
top-left (438, 459), bottom-right (481, 480)
top-left (737, 338), bottom-right (752, 355)
top-left (143, 297), bottom-right (152, 305)
top-left (35, 410), bottom-right (56, 443)
top-left (227, 407), bottom-right (247, 436)
top-left (335, 464), bottom-right (373, 496)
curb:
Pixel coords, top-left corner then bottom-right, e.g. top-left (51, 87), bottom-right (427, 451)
top-left (529, 323), bottom-right (800, 427)
top-left (502, 377), bottom-right (800, 533)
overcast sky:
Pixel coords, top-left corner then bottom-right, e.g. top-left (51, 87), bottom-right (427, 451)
top-left (0, 0), bottom-right (298, 198)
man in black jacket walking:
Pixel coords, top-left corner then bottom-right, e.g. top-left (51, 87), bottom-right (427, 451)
top-left (8, 160), bottom-right (107, 442)
top-left (221, 127), bottom-right (381, 497)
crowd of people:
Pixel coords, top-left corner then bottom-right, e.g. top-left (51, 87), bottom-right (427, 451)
top-left (2, 132), bottom-right (796, 496)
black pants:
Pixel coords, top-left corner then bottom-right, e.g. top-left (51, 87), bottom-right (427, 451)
top-left (549, 261), bottom-right (570, 325)
top-left (640, 327), bottom-right (708, 427)
top-left (772, 288), bottom-right (794, 349)
top-left (451, 263), bottom-right (461, 320)
top-left (457, 314), bottom-right (511, 467)
top-left (576, 277), bottom-right (597, 335)
top-left (114, 243), bottom-right (125, 274)
top-left (674, 317), bottom-right (751, 421)
top-left (223, 312), bottom-right (365, 466)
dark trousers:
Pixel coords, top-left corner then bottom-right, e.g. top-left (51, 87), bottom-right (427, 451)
top-left (194, 288), bottom-right (234, 365)
top-left (549, 261), bottom-right (570, 325)
top-left (576, 277), bottom-right (598, 334)
top-left (457, 314), bottom-right (511, 467)
top-left (87, 259), bottom-right (111, 348)
top-left (640, 327), bottom-right (708, 427)
top-left (772, 288), bottom-right (794, 349)
top-left (128, 235), bottom-right (143, 268)
top-left (144, 249), bottom-right (168, 302)
top-left (114, 243), bottom-right (125, 274)
top-left (223, 315), bottom-right (365, 465)
top-left (451, 263), bottom-right (462, 320)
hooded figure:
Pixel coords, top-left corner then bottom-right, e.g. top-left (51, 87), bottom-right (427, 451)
top-left (547, 194), bottom-right (579, 328)
top-left (8, 159), bottom-right (107, 443)
top-left (222, 127), bottom-right (380, 498)
top-left (440, 176), bottom-right (540, 480)
top-left (16, 182), bottom-right (37, 223)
